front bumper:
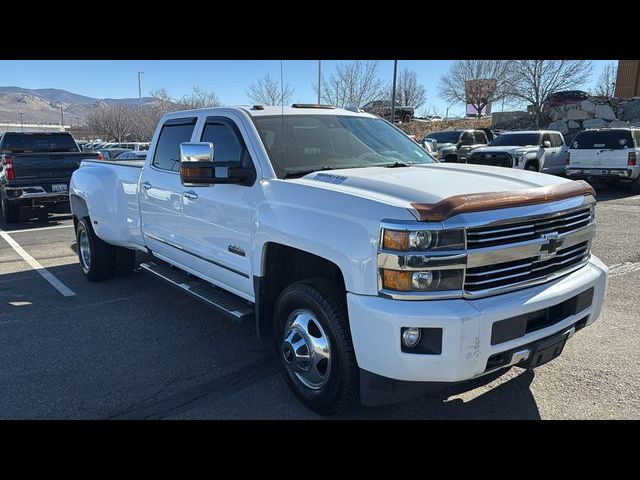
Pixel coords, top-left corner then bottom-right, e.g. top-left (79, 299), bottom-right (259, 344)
top-left (348, 255), bottom-right (608, 397)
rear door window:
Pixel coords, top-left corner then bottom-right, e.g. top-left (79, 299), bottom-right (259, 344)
top-left (571, 130), bottom-right (634, 150)
top-left (551, 133), bottom-right (564, 147)
top-left (152, 118), bottom-right (197, 172)
top-left (473, 131), bottom-right (488, 144)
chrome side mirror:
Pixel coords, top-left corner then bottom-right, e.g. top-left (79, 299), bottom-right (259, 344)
top-left (179, 142), bottom-right (214, 186)
top-left (542, 140), bottom-right (552, 148)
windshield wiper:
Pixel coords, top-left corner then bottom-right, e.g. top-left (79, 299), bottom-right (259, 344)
top-left (381, 161), bottom-right (413, 168)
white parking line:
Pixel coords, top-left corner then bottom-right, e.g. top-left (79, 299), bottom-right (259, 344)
top-left (5, 224), bottom-right (74, 234)
top-left (0, 228), bottom-right (76, 297)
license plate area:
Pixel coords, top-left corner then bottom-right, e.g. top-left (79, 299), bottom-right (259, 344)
top-left (519, 337), bottom-right (567, 369)
top-left (52, 184), bottom-right (68, 192)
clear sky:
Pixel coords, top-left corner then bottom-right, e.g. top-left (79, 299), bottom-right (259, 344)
top-left (0, 60), bottom-right (614, 117)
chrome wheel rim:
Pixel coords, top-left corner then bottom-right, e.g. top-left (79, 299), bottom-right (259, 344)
top-left (78, 228), bottom-right (91, 273)
top-left (282, 309), bottom-right (331, 390)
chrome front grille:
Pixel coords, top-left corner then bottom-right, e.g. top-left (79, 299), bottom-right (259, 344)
top-left (465, 241), bottom-right (590, 293)
top-left (466, 207), bottom-right (592, 249)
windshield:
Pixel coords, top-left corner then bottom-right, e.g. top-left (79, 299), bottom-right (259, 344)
top-left (1, 133), bottom-right (80, 153)
top-left (251, 114), bottom-right (436, 178)
top-left (489, 133), bottom-right (541, 147)
top-left (571, 130), bottom-right (634, 150)
top-left (426, 131), bottom-right (461, 143)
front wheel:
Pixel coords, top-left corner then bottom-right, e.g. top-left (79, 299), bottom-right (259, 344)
top-left (525, 161), bottom-right (539, 172)
top-left (274, 279), bottom-right (358, 415)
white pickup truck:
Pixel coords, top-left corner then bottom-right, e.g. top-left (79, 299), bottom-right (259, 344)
top-left (70, 105), bottom-right (608, 414)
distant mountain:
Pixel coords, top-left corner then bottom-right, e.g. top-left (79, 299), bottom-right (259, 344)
top-left (0, 86), bottom-right (156, 125)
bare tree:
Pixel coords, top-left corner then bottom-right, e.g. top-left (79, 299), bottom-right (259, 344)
top-left (394, 68), bottom-right (427, 109)
top-left (593, 62), bottom-right (617, 98)
top-left (510, 60), bottom-right (594, 126)
top-left (314, 60), bottom-right (388, 108)
top-left (86, 104), bottom-right (135, 142)
top-left (176, 86), bottom-right (222, 109)
top-left (439, 60), bottom-right (516, 118)
top-left (246, 74), bottom-right (294, 106)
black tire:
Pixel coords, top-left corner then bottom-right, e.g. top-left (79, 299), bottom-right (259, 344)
top-left (274, 279), bottom-right (358, 415)
top-left (113, 246), bottom-right (136, 276)
top-left (76, 217), bottom-right (114, 281)
top-left (402, 113), bottom-right (411, 123)
top-left (631, 177), bottom-right (640, 194)
top-left (525, 161), bottom-right (539, 172)
top-left (1, 195), bottom-right (21, 223)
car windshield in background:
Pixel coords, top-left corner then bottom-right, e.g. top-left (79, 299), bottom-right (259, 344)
top-left (251, 114), bottom-right (436, 178)
top-left (0, 133), bottom-right (79, 153)
top-left (426, 131), bottom-right (461, 143)
top-left (489, 133), bottom-right (541, 147)
top-left (571, 130), bottom-right (634, 150)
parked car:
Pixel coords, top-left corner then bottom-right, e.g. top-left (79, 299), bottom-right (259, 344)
top-left (423, 129), bottom-right (489, 163)
top-left (468, 130), bottom-right (567, 175)
top-left (98, 148), bottom-right (132, 161)
top-left (0, 131), bottom-right (100, 222)
top-left (115, 150), bottom-right (148, 161)
top-left (69, 105), bottom-right (607, 414)
top-left (429, 115), bottom-right (443, 122)
top-left (361, 100), bottom-right (414, 123)
top-left (543, 90), bottom-right (591, 110)
top-left (566, 128), bottom-right (640, 192)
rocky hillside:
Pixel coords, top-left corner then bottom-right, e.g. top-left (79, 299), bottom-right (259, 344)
top-left (547, 97), bottom-right (640, 136)
top-left (398, 117), bottom-right (492, 139)
top-left (0, 86), bottom-right (156, 125)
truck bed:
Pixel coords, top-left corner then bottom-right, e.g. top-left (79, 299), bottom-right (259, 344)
top-left (70, 159), bottom-right (146, 250)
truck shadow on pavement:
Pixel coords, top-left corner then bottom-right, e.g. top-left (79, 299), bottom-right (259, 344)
top-left (352, 368), bottom-right (540, 420)
top-left (0, 212), bottom-right (73, 232)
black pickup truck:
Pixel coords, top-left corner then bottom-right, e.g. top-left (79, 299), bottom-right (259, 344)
top-left (361, 100), bottom-right (414, 123)
top-left (0, 132), bottom-right (101, 223)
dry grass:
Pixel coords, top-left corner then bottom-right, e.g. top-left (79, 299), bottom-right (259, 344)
top-left (398, 117), bottom-right (492, 139)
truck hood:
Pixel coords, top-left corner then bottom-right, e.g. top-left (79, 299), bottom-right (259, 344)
top-left (289, 163), bottom-right (569, 208)
top-left (472, 145), bottom-right (540, 155)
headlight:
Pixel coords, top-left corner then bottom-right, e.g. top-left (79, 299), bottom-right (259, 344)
top-left (382, 228), bottom-right (464, 251)
top-left (381, 269), bottom-right (464, 292)
top-left (379, 226), bottom-right (466, 298)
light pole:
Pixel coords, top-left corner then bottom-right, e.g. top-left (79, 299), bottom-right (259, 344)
top-left (56, 103), bottom-right (64, 130)
top-left (18, 112), bottom-right (24, 132)
top-left (138, 71), bottom-right (144, 101)
top-left (445, 100), bottom-right (456, 121)
top-left (317, 60), bottom-right (322, 104)
top-left (391, 60), bottom-right (398, 123)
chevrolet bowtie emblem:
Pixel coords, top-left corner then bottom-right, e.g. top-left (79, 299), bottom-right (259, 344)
top-left (540, 232), bottom-right (563, 258)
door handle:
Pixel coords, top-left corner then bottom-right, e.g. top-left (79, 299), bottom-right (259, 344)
top-left (141, 181), bottom-right (152, 190)
top-left (183, 190), bottom-right (198, 200)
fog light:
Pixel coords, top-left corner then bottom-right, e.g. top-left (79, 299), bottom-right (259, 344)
top-left (402, 327), bottom-right (421, 348)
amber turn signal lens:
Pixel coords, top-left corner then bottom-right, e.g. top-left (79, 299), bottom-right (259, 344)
top-left (382, 230), bottom-right (409, 250)
top-left (381, 269), bottom-right (412, 291)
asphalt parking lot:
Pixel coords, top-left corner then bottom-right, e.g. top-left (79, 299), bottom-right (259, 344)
top-left (1, 183), bottom-right (639, 420)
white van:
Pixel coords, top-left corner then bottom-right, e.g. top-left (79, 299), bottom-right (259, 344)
top-left (566, 128), bottom-right (640, 192)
